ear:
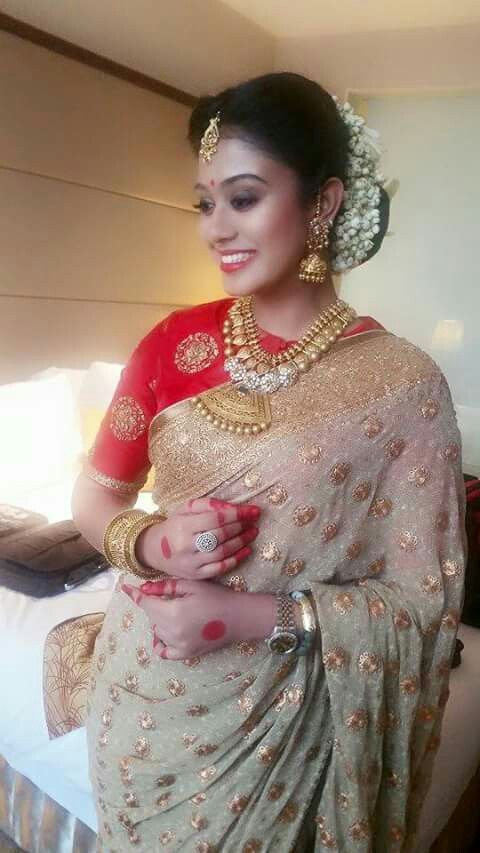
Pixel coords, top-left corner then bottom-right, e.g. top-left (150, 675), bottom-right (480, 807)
top-left (314, 178), bottom-right (345, 223)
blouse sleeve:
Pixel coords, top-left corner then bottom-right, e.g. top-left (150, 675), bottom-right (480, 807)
top-left (308, 370), bottom-right (466, 850)
top-left (83, 327), bottom-right (162, 496)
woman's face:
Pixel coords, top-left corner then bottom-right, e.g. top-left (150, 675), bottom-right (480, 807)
top-left (194, 136), bottom-right (313, 298)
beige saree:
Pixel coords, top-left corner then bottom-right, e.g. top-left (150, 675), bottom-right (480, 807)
top-left (86, 331), bottom-right (466, 852)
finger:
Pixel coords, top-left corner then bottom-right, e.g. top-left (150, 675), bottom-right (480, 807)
top-left (194, 520), bottom-right (255, 550)
top-left (189, 505), bottom-right (261, 533)
top-left (180, 498), bottom-right (262, 526)
top-left (196, 545), bottom-right (252, 579)
top-left (121, 583), bottom-right (147, 606)
top-left (140, 578), bottom-right (197, 596)
top-left (153, 643), bottom-right (184, 661)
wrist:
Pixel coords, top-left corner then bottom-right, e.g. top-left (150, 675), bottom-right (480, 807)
top-left (135, 525), bottom-right (158, 571)
top-left (233, 593), bottom-right (303, 643)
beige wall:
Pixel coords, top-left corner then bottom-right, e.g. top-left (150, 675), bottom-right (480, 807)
top-left (0, 31), bottom-right (228, 383)
top-left (0, 0), bottom-right (275, 96)
top-left (275, 23), bottom-right (480, 98)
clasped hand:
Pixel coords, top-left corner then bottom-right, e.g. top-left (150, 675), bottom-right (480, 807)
top-left (121, 496), bottom-right (267, 660)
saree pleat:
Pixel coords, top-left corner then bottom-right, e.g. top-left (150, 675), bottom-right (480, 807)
top-left (86, 332), bottom-right (465, 852)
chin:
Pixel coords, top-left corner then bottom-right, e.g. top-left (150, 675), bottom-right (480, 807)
top-left (221, 273), bottom-right (273, 299)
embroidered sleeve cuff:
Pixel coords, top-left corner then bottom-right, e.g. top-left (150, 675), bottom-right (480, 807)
top-left (83, 463), bottom-right (147, 495)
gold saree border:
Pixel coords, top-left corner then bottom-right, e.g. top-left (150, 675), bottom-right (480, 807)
top-left (0, 754), bottom-right (97, 852)
top-left (148, 332), bottom-right (441, 509)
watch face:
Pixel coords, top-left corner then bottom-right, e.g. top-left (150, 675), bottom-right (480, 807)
top-left (270, 632), bottom-right (298, 654)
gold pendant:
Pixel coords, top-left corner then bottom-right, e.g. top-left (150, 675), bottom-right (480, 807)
top-left (191, 386), bottom-right (272, 436)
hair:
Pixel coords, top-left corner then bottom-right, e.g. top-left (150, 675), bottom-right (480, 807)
top-left (188, 71), bottom-right (389, 265)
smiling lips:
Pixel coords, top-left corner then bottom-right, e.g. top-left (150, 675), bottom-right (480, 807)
top-left (219, 250), bottom-right (256, 273)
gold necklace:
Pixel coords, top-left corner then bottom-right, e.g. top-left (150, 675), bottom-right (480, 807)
top-left (223, 296), bottom-right (356, 393)
top-left (190, 296), bottom-right (356, 437)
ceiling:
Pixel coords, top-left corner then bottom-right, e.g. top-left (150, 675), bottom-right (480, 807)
top-left (221, 0), bottom-right (480, 37)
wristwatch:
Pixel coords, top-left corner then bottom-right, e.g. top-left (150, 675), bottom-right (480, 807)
top-left (265, 592), bottom-right (299, 655)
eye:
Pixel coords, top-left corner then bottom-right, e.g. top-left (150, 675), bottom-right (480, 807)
top-left (192, 199), bottom-right (213, 214)
top-left (231, 194), bottom-right (256, 210)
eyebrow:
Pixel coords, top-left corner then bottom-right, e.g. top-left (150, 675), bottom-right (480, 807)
top-left (194, 173), bottom-right (268, 191)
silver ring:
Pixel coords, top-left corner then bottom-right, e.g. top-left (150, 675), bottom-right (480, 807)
top-left (194, 531), bottom-right (218, 553)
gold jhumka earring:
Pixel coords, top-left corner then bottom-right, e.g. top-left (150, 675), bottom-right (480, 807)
top-left (199, 111), bottom-right (221, 162)
top-left (299, 194), bottom-right (333, 285)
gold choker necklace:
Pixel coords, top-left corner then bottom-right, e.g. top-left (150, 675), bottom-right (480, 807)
top-left (222, 296), bottom-right (356, 394)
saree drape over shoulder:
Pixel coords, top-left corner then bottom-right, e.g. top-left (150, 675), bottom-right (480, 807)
top-left (85, 299), bottom-right (466, 852)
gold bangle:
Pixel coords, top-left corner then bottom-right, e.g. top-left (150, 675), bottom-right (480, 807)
top-left (124, 512), bottom-right (168, 580)
top-left (103, 509), bottom-right (147, 572)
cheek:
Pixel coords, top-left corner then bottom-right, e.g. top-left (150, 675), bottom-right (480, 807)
top-left (254, 201), bottom-right (305, 259)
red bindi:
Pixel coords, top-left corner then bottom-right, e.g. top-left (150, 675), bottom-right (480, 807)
top-left (202, 620), bottom-right (226, 641)
top-left (209, 179), bottom-right (215, 187)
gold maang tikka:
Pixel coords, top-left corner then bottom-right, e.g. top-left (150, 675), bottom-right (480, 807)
top-left (199, 111), bottom-right (221, 163)
top-left (299, 194), bottom-right (333, 285)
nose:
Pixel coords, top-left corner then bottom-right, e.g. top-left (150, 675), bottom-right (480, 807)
top-left (202, 202), bottom-right (238, 249)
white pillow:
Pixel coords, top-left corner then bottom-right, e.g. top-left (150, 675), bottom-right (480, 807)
top-left (0, 373), bottom-right (82, 502)
top-left (78, 361), bottom-right (124, 411)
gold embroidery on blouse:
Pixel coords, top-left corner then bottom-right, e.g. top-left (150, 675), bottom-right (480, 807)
top-left (109, 684), bottom-right (120, 704)
top-left (174, 333), bottom-right (219, 374)
top-left (157, 774), bottom-right (176, 787)
top-left (125, 672), bottom-right (139, 692)
top-left (123, 792), bottom-right (139, 807)
top-left (136, 646), bottom-right (151, 667)
top-left (394, 609), bottom-right (412, 629)
top-left (110, 396), bottom-right (147, 441)
top-left (442, 442), bottom-right (459, 461)
top-left (198, 766), bottom-right (217, 782)
top-left (194, 743), bottom-right (218, 757)
top-left (156, 792), bottom-right (171, 808)
top-left (134, 736), bottom-right (151, 758)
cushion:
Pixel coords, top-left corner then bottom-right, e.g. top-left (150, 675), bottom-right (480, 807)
top-left (0, 374), bottom-right (82, 502)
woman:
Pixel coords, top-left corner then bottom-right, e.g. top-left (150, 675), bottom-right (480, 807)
top-left (73, 73), bottom-right (466, 852)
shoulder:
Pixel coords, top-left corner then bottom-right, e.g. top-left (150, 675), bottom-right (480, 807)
top-left (355, 331), bottom-right (454, 415)
top-left (132, 297), bottom-right (233, 362)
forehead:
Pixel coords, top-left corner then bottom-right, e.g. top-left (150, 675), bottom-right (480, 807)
top-left (195, 136), bottom-right (289, 187)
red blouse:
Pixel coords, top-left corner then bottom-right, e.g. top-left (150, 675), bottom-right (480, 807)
top-left (86, 298), bottom-right (384, 494)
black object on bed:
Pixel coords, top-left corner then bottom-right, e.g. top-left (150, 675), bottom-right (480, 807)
top-left (0, 508), bottom-right (108, 597)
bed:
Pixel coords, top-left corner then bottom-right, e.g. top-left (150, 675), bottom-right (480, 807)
top-left (0, 366), bottom-right (479, 852)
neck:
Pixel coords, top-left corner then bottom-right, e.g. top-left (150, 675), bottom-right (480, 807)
top-left (249, 272), bottom-right (338, 341)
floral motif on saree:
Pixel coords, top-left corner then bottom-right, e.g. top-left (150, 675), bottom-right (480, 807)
top-left (85, 301), bottom-right (465, 851)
